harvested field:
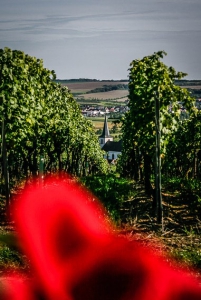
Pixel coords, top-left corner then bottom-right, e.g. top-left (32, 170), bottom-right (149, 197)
top-left (180, 86), bottom-right (201, 89)
top-left (78, 90), bottom-right (128, 100)
top-left (115, 97), bottom-right (128, 102)
top-left (88, 118), bottom-right (114, 130)
top-left (61, 81), bottom-right (128, 92)
top-left (60, 80), bottom-right (127, 102)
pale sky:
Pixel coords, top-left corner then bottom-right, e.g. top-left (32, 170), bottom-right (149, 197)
top-left (0, 0), bottom-right (201, 80)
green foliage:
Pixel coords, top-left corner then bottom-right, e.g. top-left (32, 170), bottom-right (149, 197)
top-left (86, 84), bottom-right (128, 94)
top-left (162, 176), bottom-right (201, 207)
top-left (0, 47), bottom-right (108, 192)
top-left (96, 128), bottom-right (102, 135)
top-left (55, 78), bottom-right (99, 83)
top-left (0, 246), bottom-right (24, 269)
top-left (81, 174), bottom-right (134, 221)
top-left (110, 124), bottom-right (118, 134)
top-left (162, 176), bottom-right (183, 193)
top-left (119, 51), bottom-right (196, 188)
top-left (172, 248), bottom-right (201, 269)
top-left (171, 228), bottom-right (201, 269)
top-left (163, 110), bottom-right (201, 180)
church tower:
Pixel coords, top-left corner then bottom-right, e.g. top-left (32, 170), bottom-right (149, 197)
top-left (99, 114), bottom-right (113, 148)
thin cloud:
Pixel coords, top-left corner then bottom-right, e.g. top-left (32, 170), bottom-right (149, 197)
top-left (0, 0), bottom-right (201, 79)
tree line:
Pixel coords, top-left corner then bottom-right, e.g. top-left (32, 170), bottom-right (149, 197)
top-left (86, 84), bottom-right (128, 94)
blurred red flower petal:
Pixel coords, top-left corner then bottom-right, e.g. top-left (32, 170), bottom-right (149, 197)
top-left (0, 175), bottom-right (200, 299)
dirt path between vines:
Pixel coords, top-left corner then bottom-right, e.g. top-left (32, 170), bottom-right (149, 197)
top-left (118, 184), bottom-right (201, 281)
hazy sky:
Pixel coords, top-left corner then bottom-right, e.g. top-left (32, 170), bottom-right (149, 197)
top-left (0, 0), bottom-right (201, 80)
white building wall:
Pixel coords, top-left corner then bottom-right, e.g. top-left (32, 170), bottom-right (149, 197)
top-left (103, 151), bottom-right (121, 160)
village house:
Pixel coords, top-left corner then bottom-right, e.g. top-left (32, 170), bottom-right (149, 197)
top-left (81, 103), bottom-right (129, 119)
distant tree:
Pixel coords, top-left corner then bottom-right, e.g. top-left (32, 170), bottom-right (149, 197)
top-left (111, 124), bottom-right (118, 134)
top-left (86, 84), bottom-right (128, 94)
top-left (96, 129), bottom-right (102, 135)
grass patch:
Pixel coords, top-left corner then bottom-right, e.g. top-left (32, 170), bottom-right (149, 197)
top-left (0, 245), bottom-right (25, 271)
top-left (81, 174), bottom-right (135, 222)
top-left (87, 117), bottom-right (115, 130)
top-left (76, 98), bottom-right (126, 106)
top-left (172, 248), bottom-right (201, 269)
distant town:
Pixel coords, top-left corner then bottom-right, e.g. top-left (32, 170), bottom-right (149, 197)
top-left (55, 79), bottom-right (201, 118)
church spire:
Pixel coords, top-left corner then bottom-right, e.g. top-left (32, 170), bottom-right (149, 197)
top-left (99, 114), bottom-right (112, 138)
top-left (99, 114), bottom-right (113, 148)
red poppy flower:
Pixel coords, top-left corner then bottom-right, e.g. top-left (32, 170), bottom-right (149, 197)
top-left (1, 176), bottom-right (201, 299)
